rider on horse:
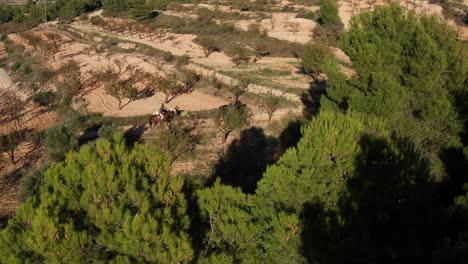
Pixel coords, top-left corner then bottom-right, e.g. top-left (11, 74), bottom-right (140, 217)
top-left (153, 104), bottom-right (166, 120)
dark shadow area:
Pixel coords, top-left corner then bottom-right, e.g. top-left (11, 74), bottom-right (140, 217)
top-left (301, 79), bottom-right (327, 119)
top-left (210, 127), bottom-right (280, 194)
top-left (123, 124), bottom-right (147, 147)
top-left (440, 147), bottom-right (468, 206)
top-left (301, 134), bottom-right (459, 263)
top-left (278, 119), bottom-right (303, 151)
top-left (133, 87), bottom-right (155, 100)
top-left (78, 124), bottom-right (101, 145)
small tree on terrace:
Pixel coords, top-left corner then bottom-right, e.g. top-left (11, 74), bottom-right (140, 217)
top-left (93, 45), bottom-right (106, 61)
top-left (198, 36), bottom-right (219, 58)
top-left (227, 46), bottom-right (250, 67)
top-left (155, 28), bottom-right (167, 43)
top-left (3, 92), bottom-right (26, 128)
top-left (214, 105), bottom-right (251, 144)
top-left (55, 60), bottom-right (82, 103)
top-left (319, 0), bottom-right (340, 27)
top-left (154, 119), bottom-right (201, 164)
top-left (104, 78), bottom-right (138, 110)
top-left (260, 91), bottom-right (281, 122)
top-left (228, 77), bottom-right (250, 103)
top-left (253, 43), bottom-right (269, 63)
top-left (158, 73), bottom-right (192, 103)
top-left (45, 32), bottom-right (63, 47)
top-left (300, 41), bottom-right (332, 81)
top-left (18, 32), bottom-right (43, 51)
top-left (0, 130), bottom-right (27, 164)
top-left (286, 22), bottom-right (300, 35)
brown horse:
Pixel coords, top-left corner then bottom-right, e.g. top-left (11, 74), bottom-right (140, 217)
top-left (148, 107), bottom-right (182, 129)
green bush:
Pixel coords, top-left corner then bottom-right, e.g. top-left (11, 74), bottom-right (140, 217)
top-left (164, 51), bottom-right (175, 62)
top-left (300, 41), bottom-right (332, 80)
top-left (98, 123), bottom-right (119, 140)
top-left (11, 62), bottom-right (21, 72)
top-left (319, 0), bottom-right (339, 27)
top-left (0, 34), bottom-right (7, 41)
top-left (6, 45), bottom-right (14, 54)
top-left (45, 122), bottom-right (79, 162)
top-left (22, 64), bottom-right (32, 75)
top-left (176, 55), bottom-right (190, 67)
top-left (18, 163), bottom-right (48, 201)
top-left (297, 9), bottom-right (316, 20)
top-left (33, 91), bottom-right (57, 107)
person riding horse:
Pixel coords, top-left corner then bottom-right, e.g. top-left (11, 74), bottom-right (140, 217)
top-left (149, 104), bottom-right (185, 129)
top-left (153, 104), bottom-right (166, 120)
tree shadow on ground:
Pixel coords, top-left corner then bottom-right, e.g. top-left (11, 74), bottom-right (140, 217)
top-left (210, 127), bottom-right (280, 194)
top-left (124, 124), bottom-right (147, 147)
top-left (301, 79), bottom-right (327, 119)
top-left (301, 134), bottom-right (456, 263)
top-left (78, 124), bottom-right (101, 145)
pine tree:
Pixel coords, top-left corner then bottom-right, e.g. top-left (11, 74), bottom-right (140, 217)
top-left (321, 4), bottom-right (466, 178)
top-left (0, 134), bottom-right (194, 263)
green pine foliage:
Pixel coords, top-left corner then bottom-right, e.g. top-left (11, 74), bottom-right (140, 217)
top-left (45, 122), bottom-right (79, 162)
top-left (319, 0), bottom-right (340, 27)
top-left (197, 111), bottom-right (437, 263)
top-left (0, 134), bottom-right (193, 263)
top-left (321, 4), bottom-right (467, 177)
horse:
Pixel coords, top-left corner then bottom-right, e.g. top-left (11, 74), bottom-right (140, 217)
top-left (148, 107), bottom-right (183, 129)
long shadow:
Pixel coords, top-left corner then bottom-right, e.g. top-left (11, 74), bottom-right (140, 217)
top-left (123, 124), bottom-right (148, 147)
top-left (301, 79), bottom-right (327, 119)
top-left (301, 134), bottom-right (453, 263)
top-left (78, 124), bottom-right (101, 145)
top-left (210, 127), bottom-right (280, 194)
top-left (279, 119), bottom-right (303, 151)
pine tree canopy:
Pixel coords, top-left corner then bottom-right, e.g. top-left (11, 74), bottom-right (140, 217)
top-left (197, 111), bottom-right (444, 263)
top-left (0, 134), bottom-right (193, 263)
top-left (321, 4), bottom-right (467, 178)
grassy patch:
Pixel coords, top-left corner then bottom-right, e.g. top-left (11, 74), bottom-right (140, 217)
top-left (255, 68), bottom-right (291, 77)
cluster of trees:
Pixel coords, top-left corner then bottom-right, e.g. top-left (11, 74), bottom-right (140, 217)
top-left (1, 4), bottom-right (467, 264)
top-left (0, 0), bottom-right (102, 24)
top-left (0, 92), bottom-right (27, 165)
top-left (0, 0), bottom-right (177, 24)
top-left (18, 31), bottom-right (66, 62)
top-left (319, 4), bottom-right (467, 179)
top-left (91, 58), bottom-right (198, 109)
top-left (2, 110), bottom-right (468, 262)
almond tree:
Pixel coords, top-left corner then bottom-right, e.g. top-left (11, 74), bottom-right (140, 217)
top-left (214, 104), bottom-right (251, 144)
top-left (155, 28), bottom-right (167, 43)
top-left (198, 37), bottom-right (219, 57)
top-left (260, 91), bottom-right (280, 122)
top-left (158, 74), bottom-right (193, 103)
top-left (104, 75), bottom-right (138, 110)
top-left (0, 130), bottom-right (27, 164)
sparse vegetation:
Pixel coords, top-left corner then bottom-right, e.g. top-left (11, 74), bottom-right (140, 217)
top-left (1, 3), bottom-right (468, 264)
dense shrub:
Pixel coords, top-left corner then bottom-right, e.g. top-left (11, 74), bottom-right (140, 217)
top-left (22, 64), bottom-right (32, 75)
top-left (32, 91), bottom-right (57, 107)
top-left (45, 121), bottom-right (79, 162)
top-left (10, 62), bottom-right (21, 72)
top-left (319, 0), bottom-right (339, 26)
